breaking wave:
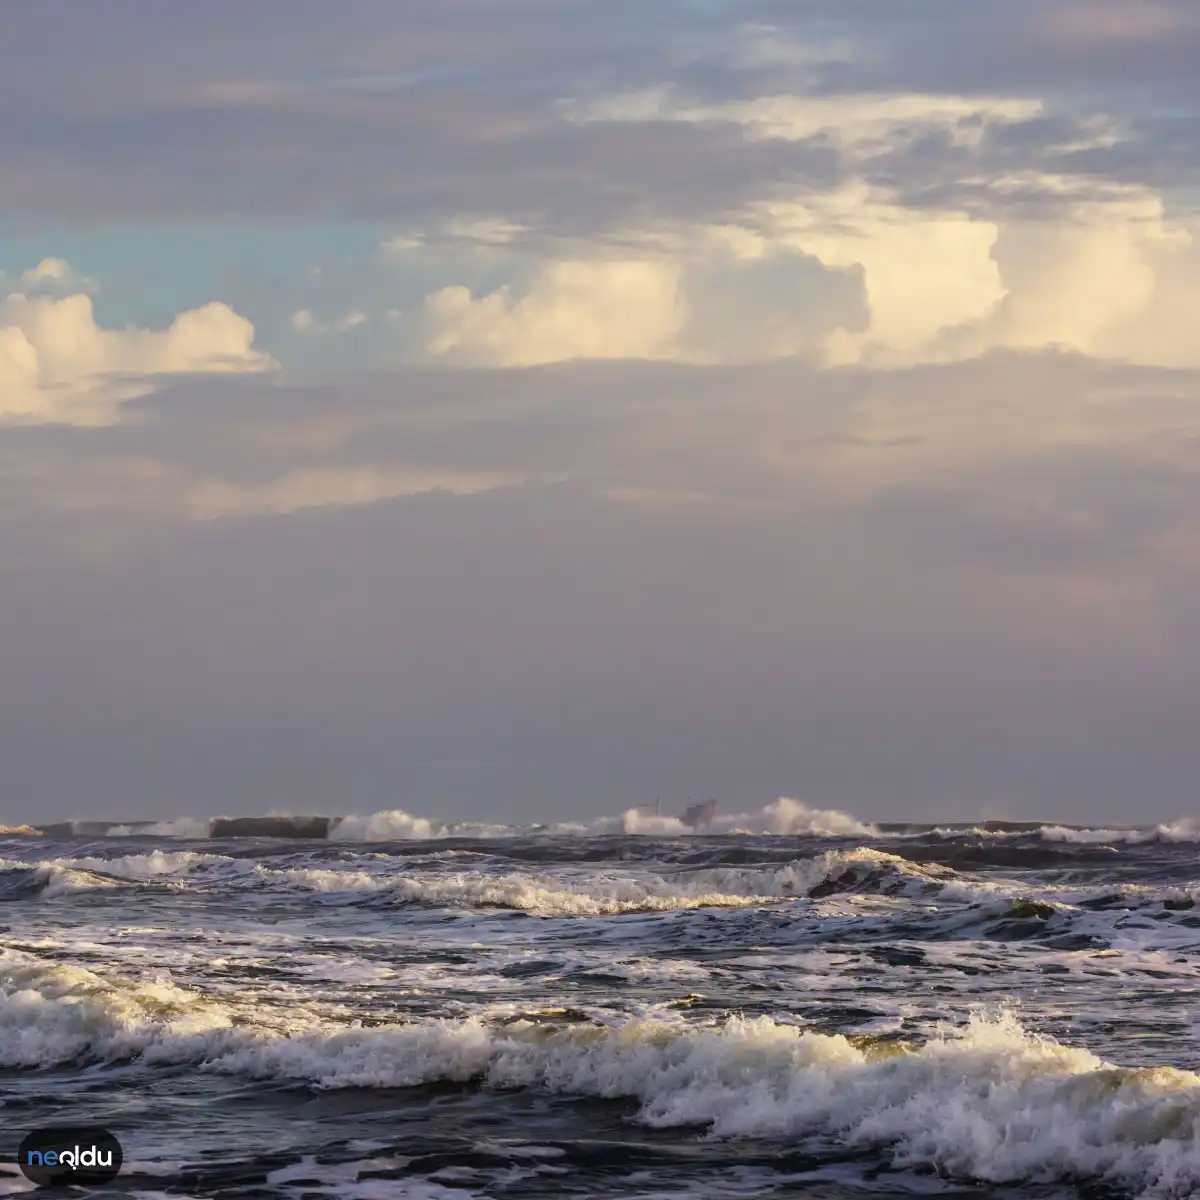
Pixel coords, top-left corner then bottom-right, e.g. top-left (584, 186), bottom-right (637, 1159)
top-left (14, 803), bottom-right (1200, 847)
top-left (2, 949), bottom-right (1198, 1195)
top-left (14, 798), bottom-right (877, 842)
top-left (0, 862), bottom-right (122, 900)
top-left (0, 847), bottom-right (961, 915)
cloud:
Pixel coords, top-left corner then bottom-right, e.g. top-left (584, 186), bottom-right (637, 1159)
top-left (346, 72), bottom-right (1193, 373)
top-left (187, 464), bottom-right (532, 519)
top-left (291, 308), bottom-right (368, 335)
top-left (3, 0), bottom-right (1195, 235)
top-left (5, 353), bottom-right (1200, 818)
top-left (1035, 0), bottom-right (1200, 47)
top-left (412, 169), bottom-right (1200, 371)
top-left (932, 194), bottom-right (1200, 367)
top-left (564, 87), bottom-right (1045, 148)
top-left (0, 264), bottom-right (274, 424)
top-left (425, 260), bottom-right (686, 365)
top-left (17, 257), bottom-right (97, 294)
top-left (9, 351), bottom-right (1200, 572)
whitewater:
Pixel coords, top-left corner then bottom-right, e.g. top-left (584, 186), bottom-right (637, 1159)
top-left (3, 801), bottom-right (1200, 1198)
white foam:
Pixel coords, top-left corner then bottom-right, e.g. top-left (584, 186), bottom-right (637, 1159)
top-left (257, 847), bottom-right (947, 914)
top-left (722, 797), bottom-right (879, 837)
top-left (27, 805), bottom-right (1200, 846)
top-left (370, 870), bottom-right (779, 915)
top-left (63, 850), bottom-right (227, 880)
top-left (330, 810), bottom-right (518, 841)
top-left (193, 1012), bottom-right (1200, 1195)
top-left (262, 866), bottom-right (387, 893)
top-left (1038, 819), bottom-right (1200, 844)
top-left (0, 964), bottom-right (227, 1069)
top-left (81, 797), bottom-right (877, 842)
top-left (911, 819), bottom-right (1200, 845)
top-left (0, 845), bottom-right (962, 912)
top-left (3, 953), bottom-right (1197, 1196)
top-left (32, 863), bottom-right (120, 898)
top-left (574, 798), bottom-right (878, 839)
top-left (106, 818), bottom-right (213, 839)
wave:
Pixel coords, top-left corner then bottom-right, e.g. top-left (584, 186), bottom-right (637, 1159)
top-left (0, 862), bottom-right (121, 900)
top-left (330, 812), bottom-right (525, 841)
top-left (1035, 819), bottom-right (1200, 844)
top-left (0, 846), bottom-right (958, 915)
top-left (19, 804), bottom-right (1200, 846)
top-left (19, 798), bottom-right (877, 842)
top-left (346, 848), bottom-right (948, 915)
top-left (12, 846), bottom-right (1200, 946)
top-left (2, 950), bottom-right (1197, 1195)
top-left (902, 819), bottom-right (1200, 845)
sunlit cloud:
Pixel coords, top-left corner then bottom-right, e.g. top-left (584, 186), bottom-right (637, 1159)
top-left (0, 263), bottom-right (274, 425)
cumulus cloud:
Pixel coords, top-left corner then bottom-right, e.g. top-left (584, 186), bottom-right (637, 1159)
top-left (0, 265), bottom-right (273, 425)
top-left (427, 87), bottom-right (1184, 371)
top-left (377, 77), bottom-right (1191, 372)
top-left (17, 258), bottom-right (97, 294)
top-left (940, 206), bottom-right (1190, 361)
top-left (412, 164), bottom-right (1200, 371)
top-left (425, 260), bottom-right (687, 365)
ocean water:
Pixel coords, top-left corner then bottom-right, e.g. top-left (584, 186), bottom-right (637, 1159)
top-left (2, 801), bottom-right (1200, 1199)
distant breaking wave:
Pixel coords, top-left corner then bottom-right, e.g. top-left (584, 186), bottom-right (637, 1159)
top-left (14, 798), bottom-right (877, 841)
top-left (5, 800), bottom-right (1196, 844)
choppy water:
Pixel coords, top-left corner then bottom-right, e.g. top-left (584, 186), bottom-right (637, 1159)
top-left (3, 804), bottom-right (1200, 1199)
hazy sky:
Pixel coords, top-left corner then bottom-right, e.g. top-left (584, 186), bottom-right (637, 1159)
top-left (3, 0), bottom-right (1200, 824)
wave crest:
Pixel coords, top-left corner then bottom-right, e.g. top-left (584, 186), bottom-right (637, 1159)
top-left (20, 797), bottom-right (877, 842)
top-left (2, 949), bottom-right (1198, 1195)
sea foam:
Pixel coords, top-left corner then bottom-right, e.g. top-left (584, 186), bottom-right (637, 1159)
top-left (2, 949), bottom-right (1198, 1195)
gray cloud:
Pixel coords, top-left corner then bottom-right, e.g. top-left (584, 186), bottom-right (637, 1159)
top-left (0, 1), bottom-right (1195, 231)
top-left (4, 353), bottom-right (1200, 824)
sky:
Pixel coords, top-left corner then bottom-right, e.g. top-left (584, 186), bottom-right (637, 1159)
top-left (3, 0), bottom-right (1200, 825)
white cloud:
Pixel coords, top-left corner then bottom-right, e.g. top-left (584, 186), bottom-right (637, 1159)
top-left (929, 191), bottom-right (1200, 368)
top-left (0, 265), bottom-right (273, 425)
top-left (414, 177), bottom-right (1200, 373)
top-left (18, 257), bottom-right (98, 294)
top-left (381, 82), bottom-right (1200, 373)
top-left (753, 183), bottom-right (1005, 363)
top-left (380, 233), bottom-right (426, 256)
top-left (424, 260), bottom-right (686, 366)
top-left (380, 217), bottom-right (529, 263)
top-left (292, 308), bottom-right (368, 335)
top-left (563, 87), bottom-right (1043, 149)
top-left (442, 218), bottom-right (529, 246)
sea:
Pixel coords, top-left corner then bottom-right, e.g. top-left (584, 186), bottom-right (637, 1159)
top-left (2, 797), bottom-right (1200, 1200)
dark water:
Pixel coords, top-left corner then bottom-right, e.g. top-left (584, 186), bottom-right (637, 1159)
top-left (2, 818), bottom-right (1199, 1198)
